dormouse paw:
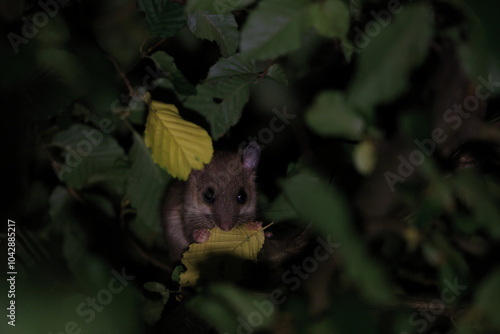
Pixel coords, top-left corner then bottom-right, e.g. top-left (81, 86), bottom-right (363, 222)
top-left (247, 221), bottom-right (263, 230)
top-left (193, 229), bottom-right (210, 243)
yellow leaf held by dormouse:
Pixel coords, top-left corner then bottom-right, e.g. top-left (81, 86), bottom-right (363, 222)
top-left (179, 224), bottom-right (265, 287)
top-left (143, 93), bottom-right (213, 180)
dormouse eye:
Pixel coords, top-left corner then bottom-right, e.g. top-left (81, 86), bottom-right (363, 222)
top-left (203, 187), bottom-right (216, 204)
top-left (237, 189), bottom-right (247, 204)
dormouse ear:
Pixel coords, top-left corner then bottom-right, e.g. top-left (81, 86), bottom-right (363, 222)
top-left (242, 141), bottom-right (260, 170)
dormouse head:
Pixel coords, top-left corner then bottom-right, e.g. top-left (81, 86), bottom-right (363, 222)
top-left (184, 141), bottom-right (261, 231)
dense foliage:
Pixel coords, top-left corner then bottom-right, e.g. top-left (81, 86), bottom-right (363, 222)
top-left (2, 0), bottom-right (500, 333)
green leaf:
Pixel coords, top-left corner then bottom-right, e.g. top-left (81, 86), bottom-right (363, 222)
top-left (475, 267), bottom-right (500, 328)
top-left (206, 53), bottom-right (258, 79)
top-left (150, 51), bottom-right (196, 95)
top-left (265, 63), bottom-right (288, 86)
top-left (154, 77), bottom-right (190, 102)
top-left (185, 79), bottom-right (250, 139)
top-left (452, 170), bottom-right (500, 238)
top-left (86, 163), bottom-right (130, 199)
top-left (143, 282), bottom-right (168, 294)
top-left (459, 1), bottom-right (500, 83)
top-left (281, 173), bottom-right (392, 302)
top-left (188, 284), bottom-right (273, 333)
top-left (186, 0), bottom-right (255, 14)
top-left (305, 91), bottom-right (364, 140)
top-left (309, 0), bottom-right (350, 40)
top-left (142, 300), bottom-right (165, 325)
top-left (73, 46), bottom-right (121, 116)
top-left (184, 55), bottom-right (259, 138)
top-left (347, 3), bottom-right (434, 118)
top-left (52, 124), bottom-right (127, 189)
top-left (49, 187), bottom-right (116, 290)
top-left (138, 0), bottom-right (186, 38)
top-left (126, 132), bottom-right (170, 231)
top-left (187, 11), bottom-right (239, 57)
top-left (240, 0), bottom-right (311, 59)
top-left (36, 47), bottom-right (86, 96)
top-left (49, 186), bottom-right (89, 271)
top-left (171, 265), bottom-right (185, 282)
top-left (144, 281), bottom-right (170, 304)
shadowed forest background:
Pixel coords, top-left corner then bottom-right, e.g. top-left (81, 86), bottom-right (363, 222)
top-left (2, 0), bottom-right (500, 333)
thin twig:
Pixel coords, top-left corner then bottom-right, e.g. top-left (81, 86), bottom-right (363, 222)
top-left (109, 56), bottom-right (134, 95)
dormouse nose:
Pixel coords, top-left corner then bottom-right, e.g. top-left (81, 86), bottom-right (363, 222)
top-left (218, 219), bottom-right (234, 231)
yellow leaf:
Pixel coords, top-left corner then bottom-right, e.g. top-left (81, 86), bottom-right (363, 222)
top-left (144, 98), bottom-right (213, 180)
top-left (179, 224), bottom-right (265, 286)
top-left (353, 140), bottom-right (377, 176)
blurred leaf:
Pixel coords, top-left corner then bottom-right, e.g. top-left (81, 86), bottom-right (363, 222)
top-left (84, 192), bottom-right (116, 219)
top-left (265, 63), bottom-right (289, 86)
top-left (92, 1), bottom-right (147, 70)
top-left (264, 193), bottom-right (298, 222)
top-left (432, 233), bottom-right (469, 276)
top-left (184, 54), bottom-right (259, 138)
top-left (186, 0), bottom-right (255, 14)
top-left (281, 173), bottom-right (392, 302)
top-left (459, 1), bottom-right (500, 85)
top-left (143, 299), bottom-right (165, 325)
top-left (144, 281), bottom-right (170, 304)
top-left (305, 90), bottom-right (364, 140)
top-left (353, 140), bottom-right (377, 175)
top-left (240, 0), bottom-right (310, 59)
top-left (144, 98), bottom-right (213, 179)
top-left (189, 284), bottom-right (273, 333)
top-left (49, 186), bottom-right (88, 272)
top-left (0, 279), bottom-right (136, 334)
top-left (37, 15), bottom-right (70, 46)
top-left (330, 294), bottom-right (377, 334)
top-left (86, 162), bottom-right (130, 199)
top-left (188, 292), bottom-right (240, 333)
top-left (309, 0), bottom-right (350, 40)
top-left (72, 45), bottom-right (120, 116)
top-left (347, 3), bottom-right (434, 118)
top-left (452, 170), bottom-right (500, 238)
top-left (475, 267), bottom-right (500, 329)
top-left (126, 132), bottom-right (170, 231)
top-left (128, 216), bottom-right (166, 248)
top-left (150, 51), bottom-right (197, 95)
top-left (187, 11), bottom-right (239, 57)
top-left (37, 48), bottom-right (85, 95)
top-left (8, 54), bottom-right (80, 120)
top-left (49, 187), bottom-right (116, 290)
top-left (143, 281), bottom-right (167, 293)
top-left (138, 0), bottom-right (186, 38)
top-left (52, 124), bottom-right (128, 189)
